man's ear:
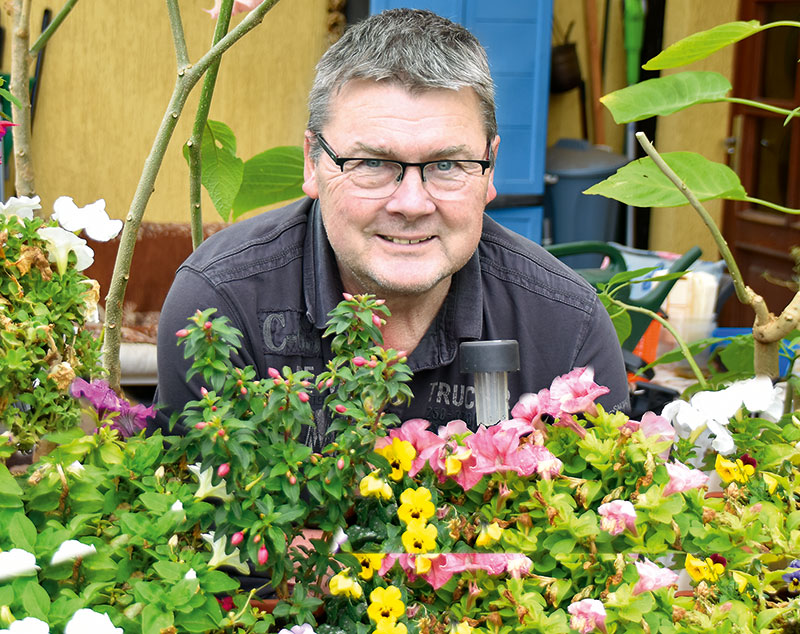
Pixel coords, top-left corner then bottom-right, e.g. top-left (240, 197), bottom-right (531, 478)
top-left (485, 134), bottom-right (500, 205)
top-left (302, 131), bottom-right (320, 199)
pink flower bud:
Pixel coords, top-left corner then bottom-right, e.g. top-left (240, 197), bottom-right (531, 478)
top-left (372, 313), bottom-right (382, 328)
top-left (211, 405), bottom-right (217, 411)
top-left (326, 378), bottom-right (334, 388)
top-left (194, 422), bottom-right (208, 430)
top-left (175, 328), bottom-right (189, 338)
top-left (298, 391), bottom-right (310, 403)
top-left (337, 457), bottom-right (345, 470)
top-left (353, 356), bottom-right (367, 367)
top-left (231, 532), bottom-right (244, 546)
top-left (289, 474), bottom-right (297, 485)
top-left (217, 429), bottom-right (226, 438)
top-left (343, 292), bottom-right (354, 301)
top-left (368, 359), bottom-right (378, 368)
top-left (203, 321), bottom-right (212, 330)
top-left (374, 299), bottom-right (385, 306)
top-left (335, 404), bottom-right (347, 414)
top-left (253, 534), bottom-right (261, 544)
top-left (240, 386), bottom-right (247, 395)
top-left (258, 545), bottom-right (269, 565)
top-left (200, 387), bottom-right (208, 396)
top-left (268, 367), bottom-right (281, 379)
top-left (217, 463), bottom-right (230, 478)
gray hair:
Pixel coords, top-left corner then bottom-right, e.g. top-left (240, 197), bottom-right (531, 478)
top-left (307, 9), bottom-right (497, 159)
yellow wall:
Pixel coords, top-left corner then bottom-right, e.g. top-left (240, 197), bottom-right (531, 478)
top-left (17, 0), bottom-right (329, 224)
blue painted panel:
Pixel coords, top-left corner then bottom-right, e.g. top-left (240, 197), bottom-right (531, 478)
top-left (370, 0), bottom-right (462, 20)
top-left (486, 206), bottom-right (543, 244)
top-left (469, 1), bottom-right (541, 21)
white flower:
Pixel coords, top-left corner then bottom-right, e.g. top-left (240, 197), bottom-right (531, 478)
top-left (0, 195), bottom-right (41, 220)
top-left (52, 196), bottom-right (122, 242)
top-left (0, 548), bottom-right (40, 581)
top-left (201, 532), bottom-right (249, 575)
top-left (188, 463), bottom-right (233, 501)
top-left (0, 617), bottom-right (50, 634)
top-left (63, 609), bottom-right (122, 634)
top-left (330, 527), bottom-right (348, 554)
top-left (65, 461), bottom-right (85, 476)
top-left (184, 568), bottom-right (197, 580)
top-left (36, 226), bottom-right (94, 274)
top-left (51, 540), bottom-right (97, 565)
top-left (170, 499), bottom-right (184, 512)
top-left (277, 625), bottom-right (317, 634)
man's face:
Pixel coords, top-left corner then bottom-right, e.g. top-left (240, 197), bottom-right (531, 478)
top-left (303, 80), bottom-right (499, 300)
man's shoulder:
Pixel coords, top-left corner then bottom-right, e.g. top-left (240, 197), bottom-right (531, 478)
top-left (478, 215), bottom-right (598, 311)
top-left (179, 198), bottom-right (313, 283)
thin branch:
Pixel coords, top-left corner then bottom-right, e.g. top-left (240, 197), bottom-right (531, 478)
top-left (102, 0), bottom-right (284, 390)
top-left (188, 0), bottom-right (235, 249)
top-left (635, 132), bottom-right (752, 305)
top-left (10, 0), bottom-right (35, 196)
top-left (29, 0), bottom-right (78, 55)
top-left (166, 0), bottom-right (190, 71)
top-left (742, 195), bottom-right (800, 215)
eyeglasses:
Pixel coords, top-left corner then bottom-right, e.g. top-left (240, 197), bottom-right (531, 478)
top-left (315, 134), bottom-right (491, 200)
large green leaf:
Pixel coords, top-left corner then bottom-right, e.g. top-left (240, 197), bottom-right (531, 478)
top-left (183, 120), bottom-right (244, 223)
top-left (584, 152), bottom-right (747, 208)
top-left (231, 146), bottom-right (305, 219)
top-left (601, 71), bottom-right (731, 124)
top-left (644, 20), bottom-right (765, 70)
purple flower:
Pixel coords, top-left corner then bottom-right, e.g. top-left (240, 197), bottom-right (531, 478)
top-left (70, 378), bottom-right (155, 437)
top-left (783, 560), bottom-right (800, 593)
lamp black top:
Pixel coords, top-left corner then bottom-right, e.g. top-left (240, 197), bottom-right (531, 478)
top-left (459, 340), bottom-right (520, 373)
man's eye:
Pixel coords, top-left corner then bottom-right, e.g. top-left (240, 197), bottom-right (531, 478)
top-left (363, 159), bottom-right (384, 168)
top-left (433, 160), bottom-right (455, 171)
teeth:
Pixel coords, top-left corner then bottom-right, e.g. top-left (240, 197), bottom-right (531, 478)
top-left (385, 236), bottom-right (430, 244)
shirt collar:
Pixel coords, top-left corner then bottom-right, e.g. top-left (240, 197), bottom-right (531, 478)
top-left (303, 199), bottom-right (344, 327)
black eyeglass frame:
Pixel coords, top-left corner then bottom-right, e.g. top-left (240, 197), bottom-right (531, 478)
top-left (315, 134), bottom-right (492, 183)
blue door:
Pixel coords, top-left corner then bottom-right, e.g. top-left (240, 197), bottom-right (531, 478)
top-left (369, 0), bottom-right (553, 243)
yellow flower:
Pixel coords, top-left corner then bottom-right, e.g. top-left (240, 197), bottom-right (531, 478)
top-left (356, 553), bottom-right (385, 580)
top-left (376, 438), bottom-right (416, 481)
top-left (475, 521), bottom-right (504, 548)
top-left (398, 487), bottom-right (435, 525)
top-left (452, 622), bottom-right (473, 634)
top-left (762, 472), bottom-right (779, 495)
top-left (360, 473), bottom-right (393, 500)
top-left (731, 570), bottom-right (749, 593)
top-left (367, 585), bottom-right (405, 624)
top-left (445, 447), bottom-right (472, 475)
top-left (685, 553), bottom-right (725, 583)
top-left (414, 554), bottom-right (437, 575)
top-left (329, 569), bottom-right (363, 599)
top-left (401, 519), bottom-right (438, 554)
top-left (714, 454), bottom-right (755, 484)
top-left (374, 620), bottom-right (408, 634)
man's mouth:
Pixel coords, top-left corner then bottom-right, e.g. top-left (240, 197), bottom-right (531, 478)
top-left (381, 235), bottom-right (434, 245)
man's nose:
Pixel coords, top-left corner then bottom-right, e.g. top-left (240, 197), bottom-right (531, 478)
top-left (384, 166), bottom-right (436, 216)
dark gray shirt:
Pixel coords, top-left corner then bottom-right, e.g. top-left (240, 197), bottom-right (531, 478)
top-left (153, 198), bottom-right (629, 447)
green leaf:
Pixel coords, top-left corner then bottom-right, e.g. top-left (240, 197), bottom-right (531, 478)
top-left (0, 463), bottom-right (23, 499)
top-left (175, 608), bottom-right (220, 633)
top-left (20, 581), bottom-right (50, 620)
top-left (231, 146), bottom-right (305, 219)
top-left (152, 560), bottom-right (186, 581)
top-left (200, 569), bottom-right (240, 593)
top-left (601, 72), bottom-right (731, 124)
top-left (8, 512), bottom-right (37, 551)
top-left (183, 120), bottom-right (244, 222)
top-left (643, 20), bottom-right (765, 70)
top-left (584, 152), bottom-right (747, 208)
top-left (142, 603), bottom-right (174, 634)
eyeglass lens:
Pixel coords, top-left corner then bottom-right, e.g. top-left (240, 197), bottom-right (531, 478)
top-left (342, 159), bottom-right (485, 200)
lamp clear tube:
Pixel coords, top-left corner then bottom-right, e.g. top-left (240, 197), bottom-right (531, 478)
top-left (473, 370), bottom-right (509, 427)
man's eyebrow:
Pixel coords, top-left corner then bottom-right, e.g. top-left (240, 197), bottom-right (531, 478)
top-left (349, 142), bottom-right (476, 160)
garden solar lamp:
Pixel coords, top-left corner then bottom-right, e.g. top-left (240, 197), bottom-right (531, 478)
top-left (459, 340), bottom-right (520, 426)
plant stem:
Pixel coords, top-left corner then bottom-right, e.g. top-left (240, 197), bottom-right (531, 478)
top-left (166, 0), bottom-right (190, 71)
top-left (635, 132), bottom-right (749, 305)
top-left (29, 0), bottom-right (78, 55)
top-left (102, 0), bottom-right (283, 391)
top-left (188, 0), bottom-right (235, 249)
top-left (723, 97), bottom-right (798, 118)
top-left (742, 195), bottom-right (800, 215)
top-left (9, 0), bottom-right (35, 197)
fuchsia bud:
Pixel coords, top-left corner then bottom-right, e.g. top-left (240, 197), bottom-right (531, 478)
top-left (240, 387), bottom-right (247, 395)
top-left (175, 328), bottom-right (189, 338)
top-left (258, 545), bottom-right (269, 565)
top-left (326, 378), bottom-right (334, 388)
top-left (268, 367), bottom-right (281, 379)
top-left (217, 463), bottom-right (230, 478)
top-left (217, 429), bottom-right (226, 438)
top-left (368, 359), bottom-right (378, 368)
top-left (200, 387), bottom-right (208, 396)
top-left (253, 534), bottom-right (261, 544)
top-left (337, 457), bottom-right (345, 470)
top-left (194, 422), bottom-right (208, 430)
top-left (231, 532), bottom-right (244, 546)
top-left (203, 321), bottom-right (212, 330)
top-left (353, 356), bottom-right (367, 367)
top-left (343, 292), bottom-right (354, 301)
top-left (374, 299), bottom-right (385, 306)
top-left (289, 474), bottom-right (297, 485)
top-left (211, 405), bottom-right (217, 411)
top-left (372, 313), bottom-right (382, 328)
top-left (298, 391), bottom-right (310, 403)
top-left (335, 404), bottom-right (347, 414)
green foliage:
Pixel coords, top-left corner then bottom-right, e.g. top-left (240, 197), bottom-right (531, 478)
top-left (183, 120), bottom-right (304, 222)
top-left (0, 213), bottom-right (102, 450)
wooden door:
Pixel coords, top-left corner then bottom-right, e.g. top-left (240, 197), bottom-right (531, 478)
top-left (720, 0), bottom-right (800, 327)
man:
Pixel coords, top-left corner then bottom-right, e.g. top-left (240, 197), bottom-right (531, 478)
top-left (153, 8), bottom-right (629, 447)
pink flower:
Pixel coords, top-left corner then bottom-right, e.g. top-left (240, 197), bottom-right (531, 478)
top-left (506, 554), bottom-right (533, 578)
top-left (205, 0), bottom-right (262, 19)
top-left (632, 411), bottom-right (676, 459)
top-left (632, 558), bottom-right (679, 595)
top-left (663, 461), bottom-right (709, 497)
top-left (440, 553), bottom-right (510, 576)
top-left (415, 420), bottom-right (484, 490)
top-left (597, 499), bottom-right (637, 536)
top-left (510, 389), bottom-right (551, 430)
top-left (377, 419), bottom-right (441, 477)
top-left (568, 599), bottom-right (607, 634)
top-left (467, 420), bottom-right (536, 476)
top-left (549, 367), bottom-right (609, 418)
